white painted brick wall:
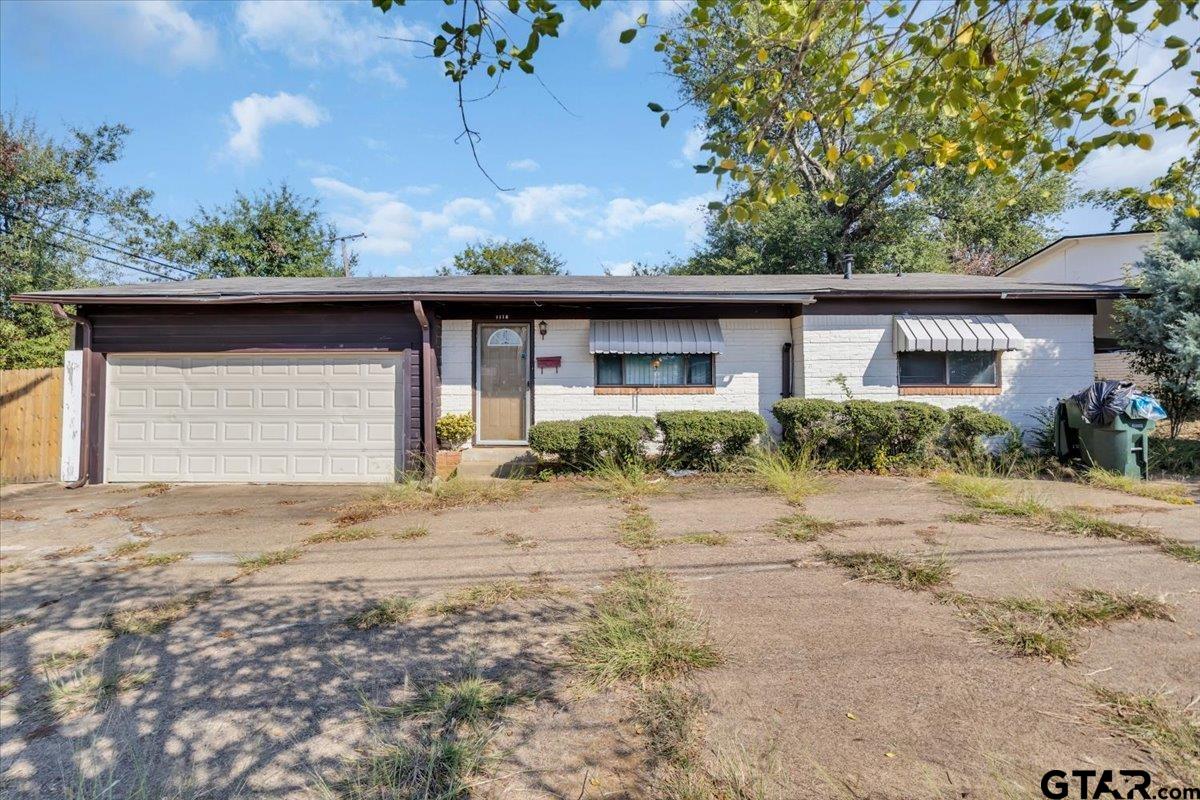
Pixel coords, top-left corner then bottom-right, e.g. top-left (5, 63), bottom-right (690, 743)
top-left (440, 320), bottom-right (473, 416)
top-left (801, 314), bottom-right (1095, 428)
top-left (438, 318), bottom-right (792, 431)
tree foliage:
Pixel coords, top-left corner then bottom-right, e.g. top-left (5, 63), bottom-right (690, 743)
top-left (375, 0), bottom-right (1200, 225)
top-left (0, 115), bottom-right (160, 369)
top-left (156, 185), bottom-right (345, 278)
top-left (1085, 150), bottom-right (1200, 232)
top-left (1114, 215), bottom-right (1200, 437)
top-left (440, 237), bottom-right (565, 275)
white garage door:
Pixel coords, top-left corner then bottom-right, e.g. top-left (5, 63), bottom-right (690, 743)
top-left (105, 354), bottom-right (406, 483)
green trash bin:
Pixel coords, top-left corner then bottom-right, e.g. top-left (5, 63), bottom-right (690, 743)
top-left (1056, 399), bottom-right (1155, 479)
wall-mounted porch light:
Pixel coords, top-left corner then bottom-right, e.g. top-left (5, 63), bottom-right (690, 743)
top-left (538, 320), bottom-right (548, 340)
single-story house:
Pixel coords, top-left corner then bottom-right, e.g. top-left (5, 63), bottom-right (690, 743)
top-left (13, 273), bottom-right (1134, 485)
top-left (997, 230), bottom-right (1158, 380)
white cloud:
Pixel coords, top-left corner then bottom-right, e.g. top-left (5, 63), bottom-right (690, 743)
top-left (507, 158), bottom-right (541, 172)
top-left (236, 0), bottom-right (424, 85)
top-left (588, 193), bottom-right (716, 243)
top-left (681, 126), bottom-right (706, 162)
top-left (598, 1), bottom-right (649, 68)
top-left (227, 92), bottom-right (328, 162)
top-left (312, 178), bottom-right (494, 256)
top-left (66, 0), bottom-right (217, 68)
top-left (498, 184), bottom-right (596, 226)
top-left (603, 260), bottom-right (636, 276)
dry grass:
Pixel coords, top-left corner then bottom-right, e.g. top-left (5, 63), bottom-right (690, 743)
top-left (618, 503), bottom-right (660, 550)
top-left (944, 589), bottom-right (1173, 663)
top-left (1084, 467), bottom-right (1194, 506)
top-left (586, 457), bottom-right (664, 500)
top-left (0, 560), bottom-right (24, 574)
top-left (140, 481), bottom-right (172, 496)
top-left (430, 576), bottom-right (563, 616)
top-left (332, 477), bottom-right (523, 525)
top-left (38, 649), bottom-right (93, 671)
top-left (1091, 686), bottom-right (1200, 784)
top-left (303, 527), bottom-right (378, 546)
top-left (499, 531), bottom-right (538, 549)
top-left (346, 597), bottom-right (418, 630)
top-left (769, 513), bottom-right (845, 543)
top-left (933, 472), bottom-right (1198, 563)
top-left (671, 532), bottom-right (730, 546)
top-left (236, 547), bottom-right (302, 576)
top-left (43, 545), bottom-right (93, 561)
top-left (43, 669), bottom-right (152, 720)
top-left (0, 509), bottom-right (35, 521)
top-left (570, 568), bottom-right (721, 688)
top-left (747, 448), bottom-right (827, 504)
top-left (392, 525), bottom-right (430, 541)
top-left (103, 591), bottom-right (213, 637)
top-left (107, 540), bottom-right (151, 559)
top-left (819, 549), bottom-right (954, 591)
top-left (131, 553), bottom-right (185, 568)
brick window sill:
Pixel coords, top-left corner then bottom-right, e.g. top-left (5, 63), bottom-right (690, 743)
top-left (595, 386), bottom-right (716, 395)
top-left (899, 385), bottom-right (1001, 396)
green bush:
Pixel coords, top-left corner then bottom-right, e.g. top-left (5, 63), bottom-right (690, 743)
top-left (840, 400), bottom-right (901, 470)
top-left (890, 401), bottom-right (949, 463)
top-left (772, 398), bottom-right (841, 454)
top-left (656, 411), bottom-right (767, 471)
top-left (577, 415), bottom-right (656, 465)
top-left (945, 406), bottom-right (1017, 453)
top-left (435, 413), bottom-right (475, 449)
top-left (528, 420), bottom-right (581, 461)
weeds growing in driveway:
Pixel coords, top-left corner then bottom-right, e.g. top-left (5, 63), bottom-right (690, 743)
top-left (1084, 467), bottom-right (1194, 506)
top-left (430, 576), bottom-right (564, 616)
top-left (392, 525), bottom-right (429, 541)
top-left (319, 663), bottom-right (521, 800)
top-left (140, 482), bottom-right (172, 496)
top-left (1090, 686), bottom-right (1200, 784)
top-left (130, 553), bottom-right (185, 569)
top-left (819, 549), bottom-right (954, 591)
top-left (332, 478), bottom-right (523, 525)
top-left (38, 649), bottom-right (93, 671)
top-left (107, 540), bottom-right (151, 559)
top-left (933, 472), bottom-right (1198, 564)
top-left (587, 456), bottom-right (664, 500)
top-left (44, 545), bottom-right (92, 561)
top-left (346, 597), bottom-right (417, 630)
top-left (619, 504), bottom-right (660, 550)
top-left (747, 448), bottom-right (826, 505)
top-left (0, 560), bottom-right (24, 574)
top-left (943, 589), bottom-right (1173, 663)
top-left (236, 547), bottom-right (302, 576)
top-left (103, 591), bottom-right (213, 637)
top-left (769, 513), bottom-right (846, 543)
top-left (571, 568), bottom-right (721, 688)
top-left (304, 527), bottom-right (378, 546)
top-left (42, 668), bottom-right (152, 720)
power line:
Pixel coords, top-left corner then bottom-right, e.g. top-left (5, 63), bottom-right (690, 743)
top-left (43, 238), bottom-right (182, 282)
top-left (8, 211), bottom-right (201, 277)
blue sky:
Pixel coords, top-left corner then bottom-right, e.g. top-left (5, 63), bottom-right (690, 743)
top-left (1, 0), bottom-right (1189, 278)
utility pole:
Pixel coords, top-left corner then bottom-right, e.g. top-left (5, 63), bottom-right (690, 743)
top-left (330, 232), bottom-right (366, 277)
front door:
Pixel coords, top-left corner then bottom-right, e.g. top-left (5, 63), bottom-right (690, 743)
top-left (477, 323), bottom-right (530, 443)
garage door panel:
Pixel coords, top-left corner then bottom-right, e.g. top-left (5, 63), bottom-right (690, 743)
top-left (106, 354), bottom-right (405, 483)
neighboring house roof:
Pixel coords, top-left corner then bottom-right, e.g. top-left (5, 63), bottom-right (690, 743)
top-left (996, 230), bottom-right (1156, 276)
top-left (12, 274), bottom-right (1137, 305)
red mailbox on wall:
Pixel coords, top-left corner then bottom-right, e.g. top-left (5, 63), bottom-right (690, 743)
top-left (535, 356), bottom-right (562, 373)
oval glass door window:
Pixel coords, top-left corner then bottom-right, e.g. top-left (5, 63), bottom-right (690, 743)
top-left (486, 328), bottom-right (522, 347)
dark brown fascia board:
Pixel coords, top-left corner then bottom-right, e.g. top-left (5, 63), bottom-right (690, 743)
top-left (11, 288), bottom-right (1139, 305)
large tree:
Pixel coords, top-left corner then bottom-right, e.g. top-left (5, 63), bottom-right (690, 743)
top-left (1, 116), bottom-right (162, 369)
top-left (375, 0), bottom-right (1200, 225)
top-left (156, 185), bottom-right (346, 278)
top-left (1114, 215), bottom-right (1200, 437)
top-left (440, 237), bottom-right (565, 275)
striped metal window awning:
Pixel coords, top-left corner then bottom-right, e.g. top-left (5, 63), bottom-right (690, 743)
top-left (588, 319), bottom-right (725, 354)
top-left (893, 314), bottom-right (1025, 352)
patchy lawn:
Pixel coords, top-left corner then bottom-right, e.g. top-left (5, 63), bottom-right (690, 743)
top-left (0, 472), bottom-right (1196, 798)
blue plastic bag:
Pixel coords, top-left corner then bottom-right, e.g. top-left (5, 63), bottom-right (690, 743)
top-left (1126, 394), bottom-right (1168, 421)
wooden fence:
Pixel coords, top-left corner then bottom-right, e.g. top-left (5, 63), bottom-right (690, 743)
top-left (1, 367), bottom-right (63, 484)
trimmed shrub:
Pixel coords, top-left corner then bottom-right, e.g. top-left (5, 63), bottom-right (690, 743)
top-left (656, 411), bottom-right (767, 471)
top-left (840, 400), bottom-right (901, 470)
top-left (772, 398), bottom-right (841, 454)
top-left (435, 413), bottom-right (475, 449)
top-left (528, 420), bottom-right (581, 461)
top-left (890, 401), bottom-right (949, 463)
top-left (577, 415), bottom-right (656, 465)
top-left (945, 406), bottom-right (1017, 453)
